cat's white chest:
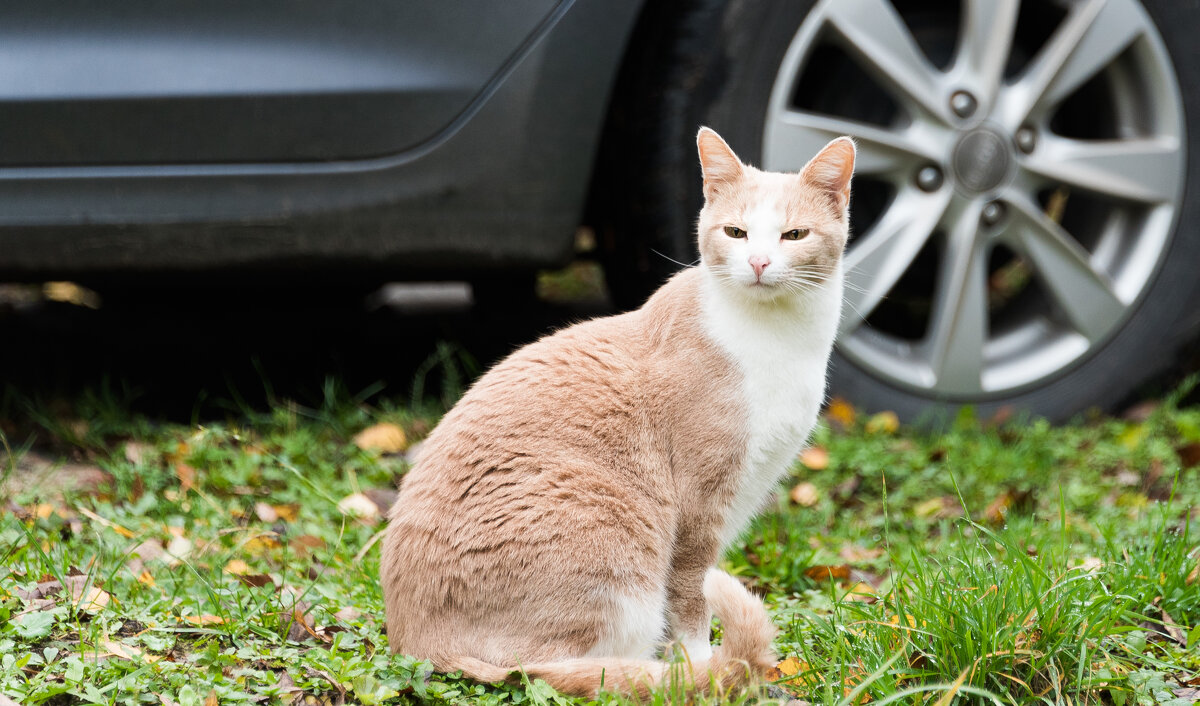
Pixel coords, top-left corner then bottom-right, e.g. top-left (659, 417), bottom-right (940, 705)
top-left (700, 273), bottom-right (841, 548)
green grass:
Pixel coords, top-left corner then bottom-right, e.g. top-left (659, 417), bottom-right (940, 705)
top-left (1, 381), bottom-right (1198, 705)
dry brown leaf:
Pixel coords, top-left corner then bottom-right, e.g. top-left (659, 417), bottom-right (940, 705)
top-left (290, 534), bottom-right (326, 553)
top-left (789, 482), bottom-right (819, 507)
top-left (826, 398), bottom-right (856, 430)
top-left (181, 614), bottom-right (225, 626)
top-left (804, 564), bottom-right (851, 582)
top-left (864, 411), bottom-right (899, 435)
top-left (1187, 561), bottom-right (1198, 585)
top-left (333, 606), bottom-right (361, 623)
top-left (799, 447), bottom-right (829, 471)
top-left (1177, 442), bottom-right (1200, 469)
top-left (353, 423), bottom-right (408, 454)
top-left (204, 691), bottom-right (219, 706)
top-left (337, 492), bottom-right (381, 520)
top-left (1162, 608), bottom-right (1187, 647)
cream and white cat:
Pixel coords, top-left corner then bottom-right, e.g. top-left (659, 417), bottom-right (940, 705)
top-left (381, 127), bottom-right (854, 697)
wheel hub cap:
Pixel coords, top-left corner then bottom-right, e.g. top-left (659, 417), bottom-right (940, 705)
top-left (951, 127), bottom-right (1011, 194)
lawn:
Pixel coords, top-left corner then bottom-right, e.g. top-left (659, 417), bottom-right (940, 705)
top-left (1, 378), bottom-right (1198, 705)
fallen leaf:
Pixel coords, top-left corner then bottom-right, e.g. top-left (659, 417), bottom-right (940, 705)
top-left (766, 656), bottom-right (810, 691)
top-left (864, 411), bottom-right (899, 435)
top-left (363, 488), bottom-right (398, 514)
top-left (1177, 442), bottom-right (1200, 469)
top-left (68, 584), bottom-right (111, 614)
top-left (914, 496), bottom-right (961, 520)
top-left (804, 565), bottom-right (851, 582)
top-left (1187, 562), bottom-right (1198, 585)
top-left (164, 535), bottom-right (193, 566)
top-left (181, 614), bottom-right (225, 626)
top-left (205, 691), bottom-right (218, 706)
top-left (826, 398), bottom-right (856, 430)
top-left (244, 534), bottom-right (282, 556)
top-left (290, 534), bottom-right (326, 554)
top-left (102, 639), bottom-right (158, 662)
top-left (1162, 609), bottom-right (1187, 647)
top-left (254, 502), bottom-right (278, 523)
top-left (1174, 688), bottom-right (1200, 703)
top-left (224, 559), bottom-right (251, 576)
top-left (338, 492), bottom-right (381, 520)
top-left (175, 463), bottom-right (197, 493)
top-left (137, 571), bottom-right (156, 587)
top-left (1076, 557), bottom-right (1103, 572)
top-left (272, 504), bottom-right (300, 522)
top-left (334, 606), bottom-right (361, 623)
top-left (839, 544), bottom-right (885, 562)
top-left (843, 582), bottom-right (878, 603)
top-left (353, 423), bottom-right (408, 454)
top-left (287, 605), bottom-right (327, 643)
top-left (75, 507), bottom-right (135, 538)
top-left (789, 482), bottom-right (819, 507)
top-left (237, 573), bottom-right (274, 589)
top-left (123, 442), bottom-right (154, 466)
top-left (799, 447), bottom-right (829, 471)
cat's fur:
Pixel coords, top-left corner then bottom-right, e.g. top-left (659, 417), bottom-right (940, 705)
top-left (381, 127), bottom-right (854, 697)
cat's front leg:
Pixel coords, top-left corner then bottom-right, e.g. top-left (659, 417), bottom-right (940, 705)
top-left (665, 525), bottom-right (720, 661)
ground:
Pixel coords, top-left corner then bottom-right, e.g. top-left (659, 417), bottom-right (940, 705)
top-left (1, 376), bottom-right (1198, 705)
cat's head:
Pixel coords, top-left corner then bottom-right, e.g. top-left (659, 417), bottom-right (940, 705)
top-left (695, 127), bottom-right (854, 302)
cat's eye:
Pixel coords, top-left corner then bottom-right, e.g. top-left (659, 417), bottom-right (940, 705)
top-left (723, 226), bottom-right (746, 239)
top-left (782, 228), bottom-right (810, 241)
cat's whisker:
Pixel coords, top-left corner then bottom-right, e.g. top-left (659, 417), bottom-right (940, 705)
top-left (651, 249), bottom-right (700, 269)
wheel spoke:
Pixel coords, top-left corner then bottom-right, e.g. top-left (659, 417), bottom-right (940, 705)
top-left (840, 189), bottom-right (953, 336)
top-left (1020, 135), bottom-right (1182, 204)
top-left (1000, 0), bottom-right (1146, 130)
top-left (956, 0), bottom-right (1020, 105)
top-left (823, 0), bottom-right (951, 123)
top-left (764, 110), bottom-right (943, 177)
top-left (1003, 192), bottom-right (1127, 341)
top-left (924, 200), bottom-right (988, 393)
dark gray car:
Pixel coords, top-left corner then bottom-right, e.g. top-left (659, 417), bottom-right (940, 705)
top-left (2, 0), bottom-right (1197, 421)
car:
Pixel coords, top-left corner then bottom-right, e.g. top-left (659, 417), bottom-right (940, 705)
top-left (1, 0), bottom-right (1196, 422)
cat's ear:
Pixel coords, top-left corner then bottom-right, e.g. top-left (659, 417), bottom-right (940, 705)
top-left (697, 127), bottom-right (744, 197)
top-left (801, 137), bottom-right (856, 214)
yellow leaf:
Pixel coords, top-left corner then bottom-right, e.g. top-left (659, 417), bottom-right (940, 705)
top-left (75, 507), bottom-right (136, 538)
top-left (243, 534), bottom-right (282, 556)
top-left (865, 411), bottom-right (900, 435)
top-left (272, 504), bottom-right (300, 522)
top-left (137, 570), bottom-right (156, 587)
top-left (826, 398), bottom-right (857, 429)
top-left (789, 482), bottom-right (820, 507)
top-left (1119, 424), bottom-right (1148, 451)
top-left (353, 423), bottom-right (408, 454)
top-left (799, 446), bottom-right (829, 470)
top-left (224, 559), bottom-right (251, 576)
top-left (181, 614), bottom-right (225, 626)
top-left (844, 582), bottom-right (878, 603)
top-left (804, 564), bottom-right (851, 582)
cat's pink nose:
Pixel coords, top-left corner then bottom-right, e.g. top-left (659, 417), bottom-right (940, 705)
top-left (749, 255), bottom-right (771, 278)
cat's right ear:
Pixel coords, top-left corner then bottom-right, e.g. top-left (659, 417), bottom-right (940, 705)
top-left (697, 127), bottom-right (744, 198)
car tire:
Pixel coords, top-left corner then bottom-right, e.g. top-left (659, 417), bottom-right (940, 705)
top-left (606, 0), bottom-right (1200, 421)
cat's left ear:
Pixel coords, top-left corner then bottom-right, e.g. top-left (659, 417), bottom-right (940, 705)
top-left (801, 137), bottom-right (856, 214)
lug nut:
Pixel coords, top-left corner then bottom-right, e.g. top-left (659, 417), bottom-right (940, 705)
top-left (981, 201), bottom-right (1006, 226)
top-left (1014, 126), bottom-right (1037, 153)
top-left (950, 90), bottom-right (977, 119)
top-left (915, 165), bottom-right (944, 192)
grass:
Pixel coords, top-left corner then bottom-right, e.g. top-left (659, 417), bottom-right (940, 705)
top-left (0, 379), bottom-right (1198, 706)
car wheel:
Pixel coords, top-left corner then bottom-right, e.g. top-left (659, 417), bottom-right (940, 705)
top-left (615, 0), bottom-right (1200, 421)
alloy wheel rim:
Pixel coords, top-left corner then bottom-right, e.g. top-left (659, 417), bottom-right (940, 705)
top-left (762, 0), bottom-right (1186, 398)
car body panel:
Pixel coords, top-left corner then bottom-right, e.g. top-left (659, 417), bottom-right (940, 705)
top-left (0, 0), bottom-right (645, 281)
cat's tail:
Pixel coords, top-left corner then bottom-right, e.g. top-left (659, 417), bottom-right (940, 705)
top-left (444, 569), bottom-right (777, 698)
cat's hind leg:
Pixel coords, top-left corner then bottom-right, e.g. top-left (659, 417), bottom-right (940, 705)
top-left (584, 587), bottom-right (668, 660)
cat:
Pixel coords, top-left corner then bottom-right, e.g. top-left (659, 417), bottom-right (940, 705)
top-left (380, 126), bottom-right (854, 698)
